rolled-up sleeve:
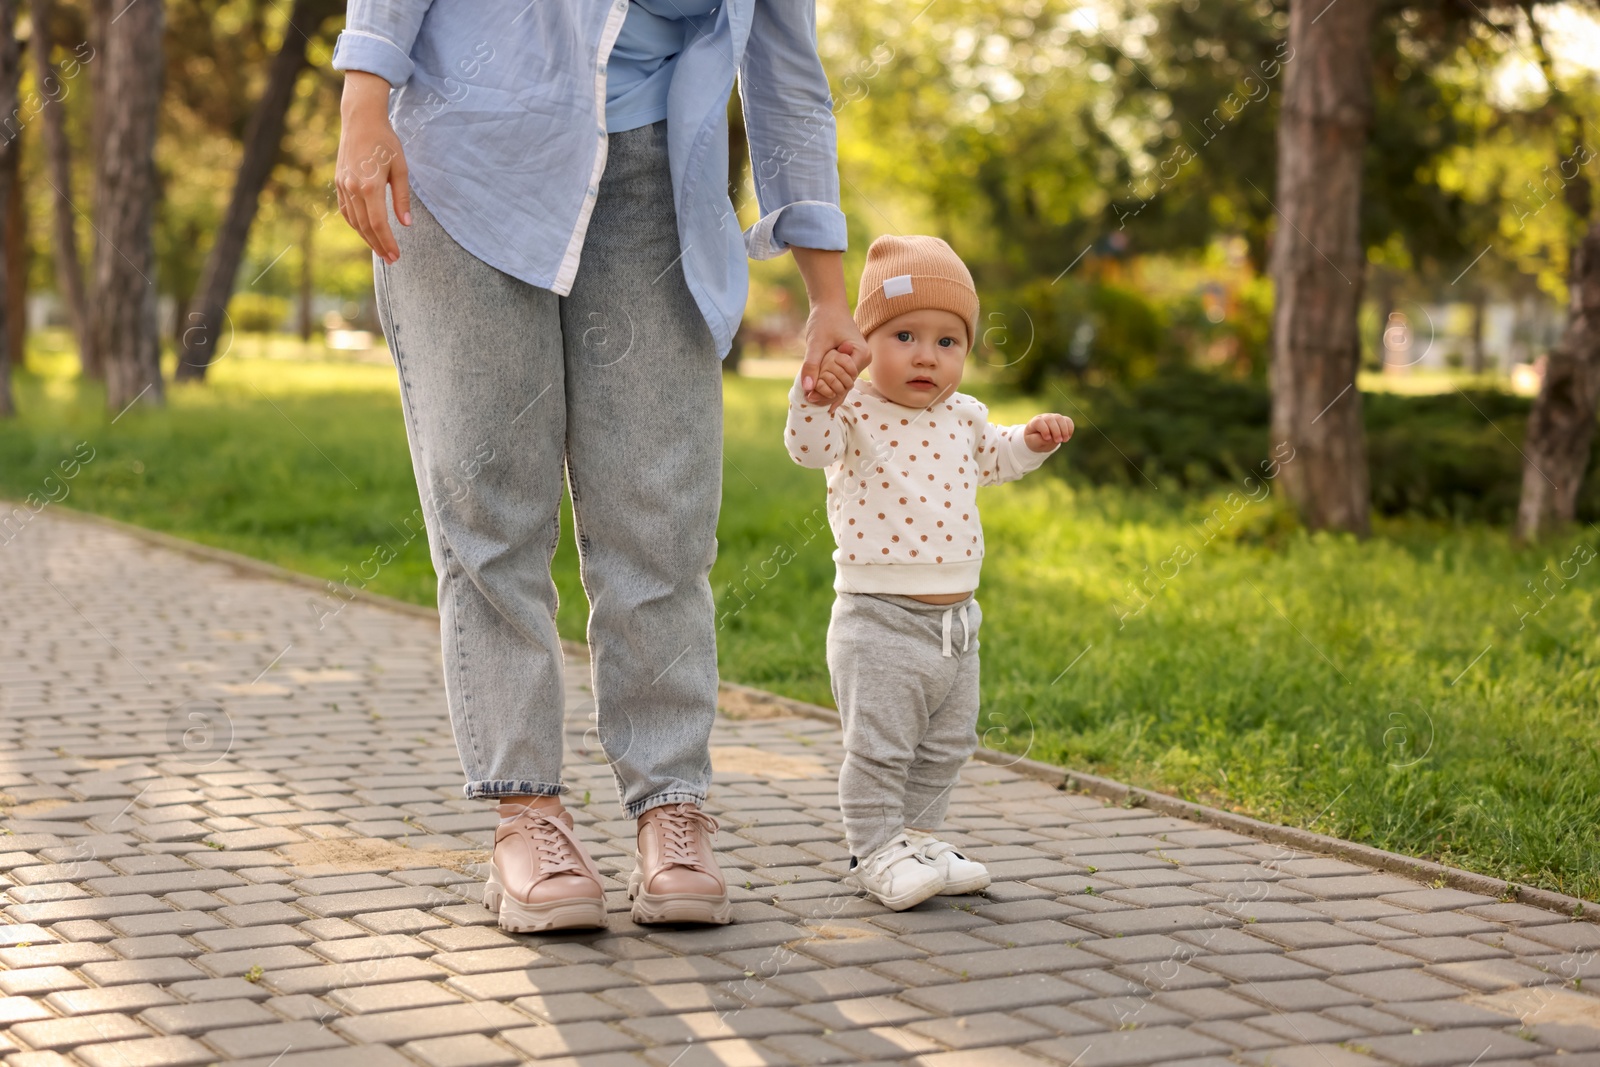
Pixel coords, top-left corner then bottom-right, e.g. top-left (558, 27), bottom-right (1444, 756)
top-left (738, 0), bottom-right (849, 259)
top-left (331, 0), bottom-right (436, 87)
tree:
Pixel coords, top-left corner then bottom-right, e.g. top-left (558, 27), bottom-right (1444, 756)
top-left (1514, 5), bottom-right (1600, 541)
top-left (175, 0), bottom-right (339, 381)
top-left (0, 0), bottom-right (17, 417)
top-left (89, 0), bottom-right (165, 411)
top-left (31, 0), bottom-right (92, 375)
top-left (1265, 0), bottom-right (1377, 535)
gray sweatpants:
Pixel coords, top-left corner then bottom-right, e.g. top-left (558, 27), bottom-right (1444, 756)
top-left (371, 118), bottom-right (723, 818)
top-left (827, 590), bottom-right (983, 859)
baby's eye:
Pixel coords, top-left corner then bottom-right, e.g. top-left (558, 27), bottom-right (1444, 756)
top-left (896, 330), bottom-right (912, 343)
top-left (938, 336), bottom-right (956, 347)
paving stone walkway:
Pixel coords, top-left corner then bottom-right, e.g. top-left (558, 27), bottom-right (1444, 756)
top-left (3, 507), bottom-right (1599, 1067)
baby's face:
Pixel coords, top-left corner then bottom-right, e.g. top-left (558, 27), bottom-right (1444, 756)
top-left (863, 308), bottom-right (969, 408)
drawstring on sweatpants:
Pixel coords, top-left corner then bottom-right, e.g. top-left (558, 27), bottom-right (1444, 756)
top-left (940, 603), bottom-right (970, 658)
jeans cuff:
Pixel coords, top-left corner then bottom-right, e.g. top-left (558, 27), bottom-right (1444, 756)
top-left (464, 779), bottom-right (567, 800)
top-left (624, 788), bottom-right (707, 820)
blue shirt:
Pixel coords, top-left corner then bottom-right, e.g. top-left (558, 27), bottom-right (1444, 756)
top-left (606, 0), bottom-right (720, 134)
top-left (330, 0), bottom-right (849, 361)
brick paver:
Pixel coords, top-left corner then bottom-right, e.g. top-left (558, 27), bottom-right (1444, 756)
top-left (2, 508), bottom-right (1598, 1065)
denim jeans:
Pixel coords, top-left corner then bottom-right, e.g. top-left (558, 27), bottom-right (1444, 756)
top-left (372, 118), bottom-right (723, 819)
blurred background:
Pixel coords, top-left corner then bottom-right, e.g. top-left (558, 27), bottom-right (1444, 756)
top-left (2, 0), bottom-right (1597, 899)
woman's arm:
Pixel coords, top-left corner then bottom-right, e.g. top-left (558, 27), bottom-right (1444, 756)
top-left (741, 0), bottom-right (866, 410)
top-left (791, 247), bottom-right (868, 413)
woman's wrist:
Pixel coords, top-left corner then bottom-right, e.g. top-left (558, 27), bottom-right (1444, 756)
top-left (341, 70), bottom-right (393, 118)
top-left (790, 246), bottom-right (849, 311)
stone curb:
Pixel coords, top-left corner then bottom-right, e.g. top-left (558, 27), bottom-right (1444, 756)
top-left (33, 500), bottom-right (1598, 920)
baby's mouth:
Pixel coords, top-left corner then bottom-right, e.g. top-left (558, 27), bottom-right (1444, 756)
top-left (907, 376), bottom-right (936, 387)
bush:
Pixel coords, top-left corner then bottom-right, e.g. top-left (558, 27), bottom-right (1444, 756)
top-left (229, 293), bottom-right (291, 333)
top-left (1038, 370), bottom-right (1600, 524)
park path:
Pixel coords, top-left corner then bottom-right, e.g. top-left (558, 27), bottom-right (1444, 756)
top-left (2, 505), bottom-right (1598, 1067)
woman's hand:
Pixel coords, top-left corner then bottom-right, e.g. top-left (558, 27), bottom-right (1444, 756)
top-left (336, 71), bottom-right (410, 264)
top-left (792, 247), bottom-right (870, 414)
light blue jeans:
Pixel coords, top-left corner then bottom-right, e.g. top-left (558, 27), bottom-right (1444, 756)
top-left (372, 119), bottom-right (723, 818)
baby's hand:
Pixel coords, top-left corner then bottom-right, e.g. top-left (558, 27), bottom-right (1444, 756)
top-left (1024, 413), bottom-right (1073, 452)
top-left (808, 341), bottom-right (866, 413)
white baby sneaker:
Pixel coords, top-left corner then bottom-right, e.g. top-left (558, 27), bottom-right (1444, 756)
top-left (904, 829), bottom-right (991, 894)
top-left (844, 833), bottom-right (946, 911)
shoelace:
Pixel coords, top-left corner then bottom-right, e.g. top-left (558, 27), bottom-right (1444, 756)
top-left (500, 806), bottom-right (594, 884)
top-left (651, 803), bottom-right (720, 871)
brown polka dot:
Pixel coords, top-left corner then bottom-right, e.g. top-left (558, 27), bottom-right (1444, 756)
top-left (804, 416), bottom-right (812, 422)
top-left (890, 440), bottom-right (898, 446)
top-left (877, 513), bottom-right (885, 519)
top-left (962, 481), bottom-right (969, 488)
top-left (966, 549), bottom-right (972, 555)
top-left (919, 495), bottom-right (926, 502)
top-left (943, 502), bottom-right (952, 509)
top-left (891, 535), bottom-right (899, 542)
top-left (881, 481), bottom-right (888, 488)
top-left (910, 549), bottom-right (918, 557)
top-left (898, 497), bottom-right (907, 504)
top-left (946, 534), bottom-right (953, 541)
top-left (936, 555), bottom-right (943, 561)
top-left (900, 418), bottom-right (908, 425)
top-left (904, 517), bottom-right (913, 524)
top-left (857, 532), bottom-right (864, 538)
top-left (962, 514), bottom-right (969, 520)
top-left (849, 553), bottom-right (856, 559)
top-left (921, 440), bottom-right (929, 446)
top-left (848, 518), bottom-right (855, 525)
top-left (933, 453), bottom-right (940, 459)
top-left (880, 423), bottom-right (888, 430)
top-left (882, 547), bottom-right (890, 554)
top-left (937, 520), bottom-right (945, 527)
top-left (920, 534), bottom-right (928, 541)
top-left (909, 455), bottom-right (917, 461)
top-left (789, 429), bottom-right (796, 435)
top-left (875, 467), bottom-right (884, 473)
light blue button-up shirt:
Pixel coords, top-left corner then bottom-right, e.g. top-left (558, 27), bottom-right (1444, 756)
top-left (606, 0), bottom-right (720, 134)
top-left (331, 0), bottom-right (849, 360)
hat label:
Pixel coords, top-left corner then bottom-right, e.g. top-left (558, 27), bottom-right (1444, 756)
top-left (883, 274), bottom-right (914, 298)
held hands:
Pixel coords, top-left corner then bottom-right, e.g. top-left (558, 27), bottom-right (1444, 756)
top-left (1024, 413), bottom-right (1074, 453)
top-left (800, 302), bottom-right (870, 414)
top-left (806, 342), bottom-right (867, 411)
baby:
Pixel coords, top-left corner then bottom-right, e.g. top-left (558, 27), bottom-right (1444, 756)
top-left (784, 234), bottom-right (1073, 910)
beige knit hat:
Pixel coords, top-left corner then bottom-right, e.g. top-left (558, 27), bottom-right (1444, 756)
top-left (853, 234), bottom-right (979, 352)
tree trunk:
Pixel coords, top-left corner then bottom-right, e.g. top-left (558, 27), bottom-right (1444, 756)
top-left (0, 0), bottom-right (19, 417)
top-left (176, 0), bottom-right (336, 381)
top-left (1266, 0), bottom-right (1376, 535)
top-left (31, 0), bottom-right (92, 371)
top-left (4, 101), bottom-right (22, 371)
top-left (1469, 287), bottom-right (1486, 375)
top-left (80, 0), bottom-right (107, 379)
top-left (90, 0), bottom-right (164, 412)
top-left (1515, 219), bottom-right (1600, 540)
top-left (297, 212), bottom-right (314, 342)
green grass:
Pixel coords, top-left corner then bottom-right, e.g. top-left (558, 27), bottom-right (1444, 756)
top-left (5, 330), bottom-right (1597, 901)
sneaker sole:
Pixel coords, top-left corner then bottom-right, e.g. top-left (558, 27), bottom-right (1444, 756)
top-left (845, 872), bottom-right (946, 911)
top-left (627, 869), bottom-right (732, 925)
top-left (484, 875), bottom-right (607, 933)
top-left (937, 872), bottom-right (992, 895)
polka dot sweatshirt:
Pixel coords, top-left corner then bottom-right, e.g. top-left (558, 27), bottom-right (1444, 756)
top-left (785, 371), bottom-right (1058, 594)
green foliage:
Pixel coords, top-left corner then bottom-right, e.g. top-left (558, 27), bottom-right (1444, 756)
top-left (1037, 369), bottom-right (1600, 524)
top-left (229, 293), bottom-right (292, 333)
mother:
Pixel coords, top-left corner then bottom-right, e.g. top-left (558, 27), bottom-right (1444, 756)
top-left (332, 0), bottom-right (866, 931)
